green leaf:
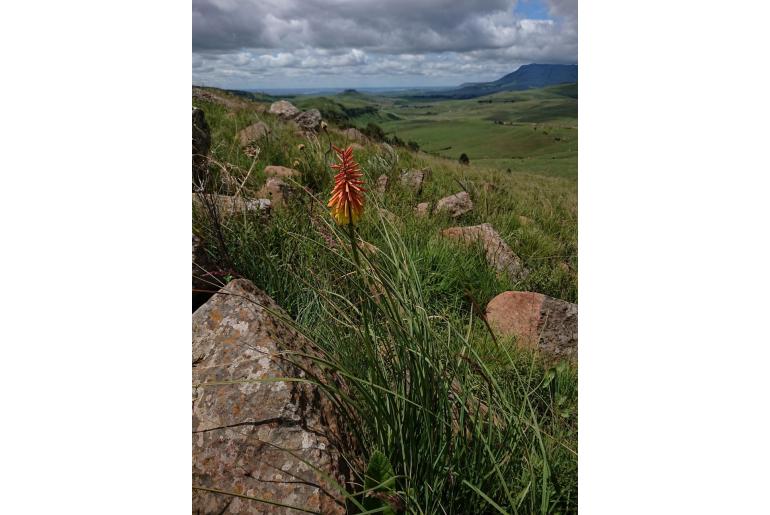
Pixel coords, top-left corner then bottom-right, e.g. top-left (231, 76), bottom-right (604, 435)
top-left (363, 451), bottom-right (397, 514)
top-left (365, 450), bottom-right (396, 492)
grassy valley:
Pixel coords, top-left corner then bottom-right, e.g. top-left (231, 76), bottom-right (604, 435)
top-left (290, 83), bottom-right (577, 178)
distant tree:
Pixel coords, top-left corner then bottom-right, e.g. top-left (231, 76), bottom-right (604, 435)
top-left (389, 135), bottom-right (405, 147)
top-left (407, 140), bottom-right (420, 152)
top-left (459, 153), bottom-right (470, 165)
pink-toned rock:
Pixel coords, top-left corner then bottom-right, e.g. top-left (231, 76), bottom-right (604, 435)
top-left (485, 291), bottom-right (577, 361)
top-left (441, 223), bottom-right (529, 282)
top-left (256, 177), bottom-right (295, 209)
top-left (193, 279), bottom-right (356, 514)
top-left (434, 191), bottom-right (473, 218)
top-left (263, 165), bottom-right (299, 179)
top-left (414, 202), bottom-right (431, 218)
top-left (375, 174), bottom-right (389, 194)
top-left (237, 121), bottom-right (270, 147)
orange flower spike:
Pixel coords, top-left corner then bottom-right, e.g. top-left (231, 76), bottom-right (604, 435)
top-left (327, 145), bottom-right (366, 225)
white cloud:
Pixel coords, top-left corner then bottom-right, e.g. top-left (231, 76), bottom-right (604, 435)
top-left (192, 0), bottom-right (577, 88)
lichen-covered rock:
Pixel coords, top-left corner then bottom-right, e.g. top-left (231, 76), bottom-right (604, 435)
top-left (269, 100), bottom-right (300, 119)
top-left (263, 165), bottom-right (300, 179)
top-left (400, 170), bottom-right (428, 195)
top-left (434, 191), bottom-right (473, 218)
top-left (485, 291), bottom-right (577, 362)
top-left (441, 223), bottom-right (529, 282)
top-left (237, 122), bottom-right (270, 147)
top-left (294, 109), bottom-right (322, 132)
top-left (375, 174), bottom-right (389, 194)
top-left (256, 177), bottom-right (295, 209)
top-left (193, 279), bottom-right (356, 514)
top-left (193, 193), bottom-right (271, 218)
top-left (414, 202), bottom-right (431, 218)
top-left (193, 107), bottom-right (211, 190)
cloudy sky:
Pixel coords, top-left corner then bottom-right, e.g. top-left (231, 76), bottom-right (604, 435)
top-left (192, 0), bottom-right (577, 90)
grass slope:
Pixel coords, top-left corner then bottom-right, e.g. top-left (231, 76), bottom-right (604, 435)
top-left (193, 87), bottom-right (577, 513)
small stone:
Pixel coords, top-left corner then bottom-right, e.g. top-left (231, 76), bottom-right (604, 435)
top-left (256, 177), bottom-right (295, 209)
top-left (441, 223), bottom-right (529, 282)
top-left (434, 191), bottom-right (473, 218)
top-left (414, 202), bottom-right (431, 218)
top-left (375, 174), bottom-right (389, 194)
top-left (264, 165), bottom-right (300, 179)
top-left (269, 100), bottom-right (300, 119)
top-left (192, 193), bottom-right (271, 218)
top-left (237, 121), bottom-right (270, 147)
top-left (400, 169), bottom-right (428, 194)
top-left (294, 109), bottom-right (323, 132)
top-left (485, 291), bottom-right (577, 361)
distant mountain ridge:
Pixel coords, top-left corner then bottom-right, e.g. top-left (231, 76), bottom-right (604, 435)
top-left (425, 64), bottom-right (577, 99)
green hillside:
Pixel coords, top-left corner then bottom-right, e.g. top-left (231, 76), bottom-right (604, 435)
top-left (293, 84), bottom-right (577, 178)
top-left (192, 86), bottom-right (577, 513)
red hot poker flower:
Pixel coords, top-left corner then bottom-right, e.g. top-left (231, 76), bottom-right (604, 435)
top-left (328, 145), bottom-right (365, 225)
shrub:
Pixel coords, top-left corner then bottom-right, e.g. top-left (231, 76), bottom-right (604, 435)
top-left (362, 122), bottom-right (386, 142)
top-left (459, 153), bottom-right (470, 165)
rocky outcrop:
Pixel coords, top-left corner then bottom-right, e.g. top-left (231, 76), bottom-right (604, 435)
top-left (193, 193), bottom-right (271, 218)
top-left (193, 279), bottom-right (355, 514)
top-left (268, 100), bottom-right (300, 119)
top-left (256, 178), bottom-right (295, 209)
top-left (263, 165), bottom-right (300, 179)
top-left (294, 108), bottom-right (322, 132)
top-left (375, 174), bottom-right (389, 194)
top-left (441, 223), bottom-right (529, 282)
top-left (193, 107), bottom-right (211, 190)
top-left (434, 191), bottom-right (473, 218)
top-left (400, 170), bottom-right (428, 195)
top-left (237, 122), bottom-right (270, 147)
top-left (414, 202), bottom-right (431, 218)
top-left (485, 291), bottom-right (577, 362)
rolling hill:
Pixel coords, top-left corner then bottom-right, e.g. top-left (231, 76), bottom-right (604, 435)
top-left (421, 63), bottom-right (577, 99)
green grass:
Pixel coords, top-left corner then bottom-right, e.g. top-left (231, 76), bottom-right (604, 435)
top-left (193, 87), bottom-right (577, 513)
